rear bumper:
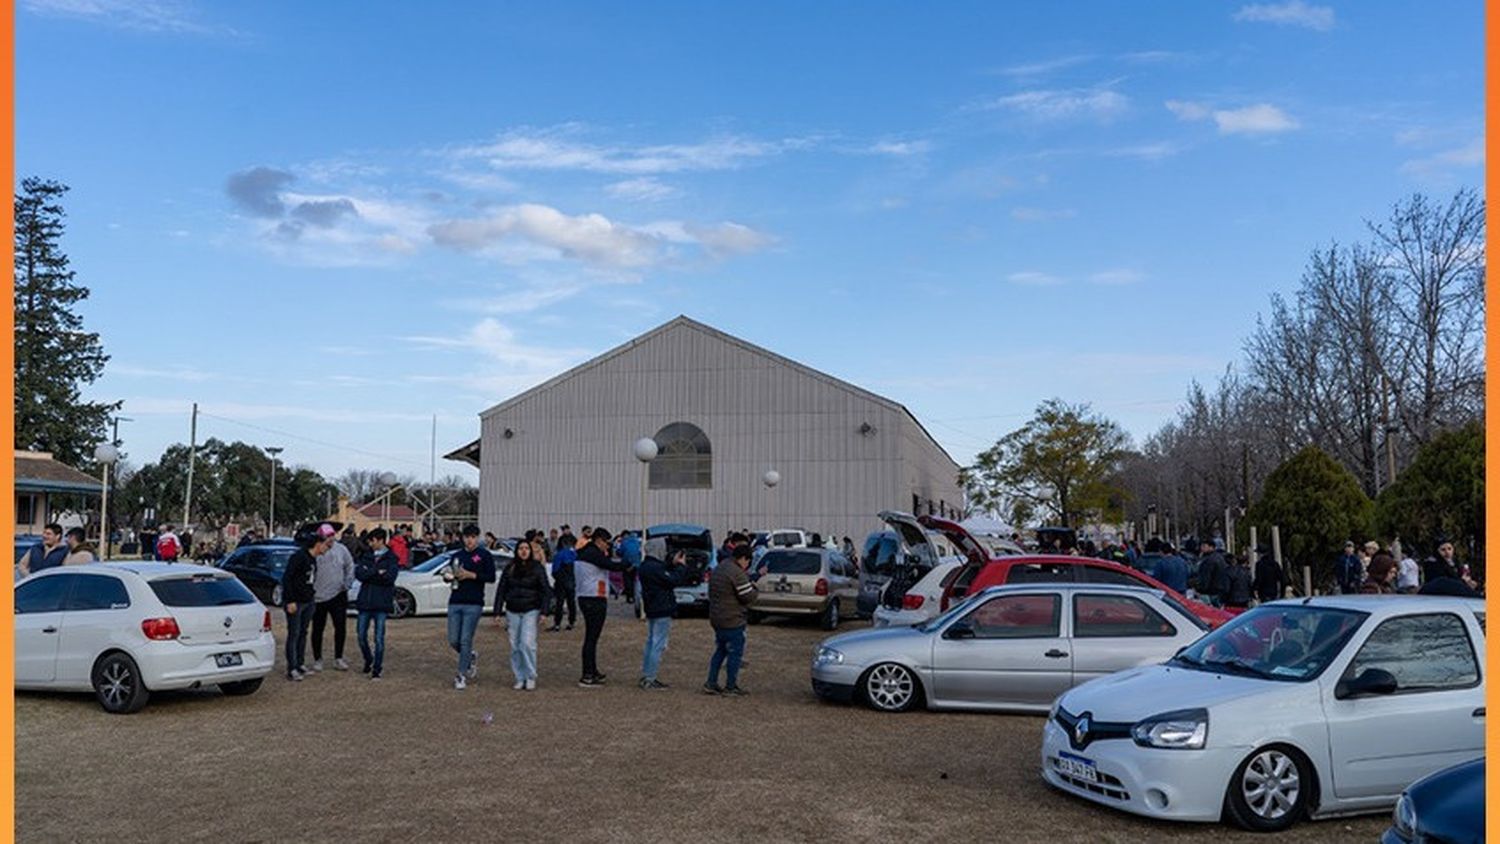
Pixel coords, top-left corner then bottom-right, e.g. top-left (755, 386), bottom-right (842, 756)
top-left (872, 607), bottom-right (928, 627)
top-left (138, 633), bottom-right (276, 689)
top-left (753, 595), bottom-right (823, 614)
top-left (674, 587), bottom-right (708, 606)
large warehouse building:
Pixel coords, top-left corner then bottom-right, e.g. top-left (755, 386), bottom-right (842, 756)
top-left (446, 316), bottom-right (962, 543)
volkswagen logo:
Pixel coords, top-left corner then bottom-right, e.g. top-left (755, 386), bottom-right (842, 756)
top-left (223, 616), bottom-right (233, 629)
top-left (1073, 715), bottom-right (1091, 747)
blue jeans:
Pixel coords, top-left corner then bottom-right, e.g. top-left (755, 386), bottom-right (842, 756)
top-left (707, 626), bottom-right (745, 689)
top-left (447, 603), bottom-right (483, 677)
top-left (506, 609), bottom-right (540, 682)
top-left (284, 601), bottom-right (313, 675)
top-left (641, 616), bottom-right (672, 681)
top-left (357, 610), bottom-right (387, 675)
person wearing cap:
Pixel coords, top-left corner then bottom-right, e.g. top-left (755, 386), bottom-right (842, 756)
top-left (574, 527), bottom-right (631, 687)
top-left (637, 539), bottom-right (690, 690)
top-left (1335, 541), bottom-right (1363, 595)
top-left (445, 524), bottom-right (496, 691)
top-left (283, 525), bottom-right (333, 681)
top-left (310, 523), bottom-right (356, 672)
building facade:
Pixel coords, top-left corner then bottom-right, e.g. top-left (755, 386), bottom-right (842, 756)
top-left (448, 317), bottom-right (962, 544)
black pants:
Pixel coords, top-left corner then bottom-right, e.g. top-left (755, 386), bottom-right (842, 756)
top-left (552, 587), bottom-right (577, 627)
top-left (579, 597), bottom-right (607, 678)
top-left (311, 592), bottom-right (348, 661)
top-left (622, 569), bottom-right (636, 603)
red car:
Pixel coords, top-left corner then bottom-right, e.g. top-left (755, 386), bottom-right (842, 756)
top-left (878, 512), bottom-right (1231, 629)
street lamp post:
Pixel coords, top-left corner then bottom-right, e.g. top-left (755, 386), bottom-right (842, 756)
top-left (633, 437), bottom-right (658, 623)
top-left (94, 443), bottom-right (119, 560)
top-left (762, 469), bottom-right (780, 531)
top-left (266, 446), bottom-right (284, 536)
top-left (380, 472), bottom-right (397, 528)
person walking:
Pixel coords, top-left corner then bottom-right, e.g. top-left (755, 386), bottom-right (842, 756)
top-left (1252, 545), bottom-right (1286, 604)
top-left (354, 528), bottom-right (399, 679)
top-left (445, 525), bottom-right (496, 690)
top-left (282, 525), bottom-right (330, 681)
top-left (310, 524), bottom-right (355, 672)
top-left (155, 524), bottom-right (182, 563)
top-left (62, 527), bottom-right (98, 565)
top-left (1335, 541), bottom-right (1364, 595)
top-left (704, 544), bottom-right (757, 696)
top-left (494, 539), bottom-right (551, 691)
top-left (1193, 539), bottom-right (1228, 607)
top-left (548, 532), bottom-right (578, 631)
top-left (1222, 554), bottom-right (1253, 610)
top-left (575, 527), bottom-right (630, 687)
top-left (638, 540), bottom-right (689, 689)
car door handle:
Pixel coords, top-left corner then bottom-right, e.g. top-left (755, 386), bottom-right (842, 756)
top-left (1474, 707), bottom-right (1485, 718)
top-left (41, 626), bottom-right (58, 634)
top-left (1044, 649), bottom-right (1069, 659)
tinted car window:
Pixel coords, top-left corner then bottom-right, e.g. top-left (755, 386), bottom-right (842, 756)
top-left (1006, 562), bottom-right (1078, 584)
top-left (1077, 565), bottom-right (1144, 587)
top-left (1074, 594), bottom-right (1174, 637)
top-left (862, 534), bottom-right (900, 576)
top-left (763, 551), bottom-right (822, 575)
top-left (1344, 613), bottom-right (1479, 693)
top-left (65, 574), bottom-right (131, 611)
top-left (230, 547), bottom-right (294, 574)
top-left (16, 576), bottom-right (70, 614)
top-left (150, 575), bottom-right (258, 607)
top-left (965, 593), bottom-right (1061, 639)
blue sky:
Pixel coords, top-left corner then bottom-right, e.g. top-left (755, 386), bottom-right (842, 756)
top-left (17, 0), bottom-right (1483, 483)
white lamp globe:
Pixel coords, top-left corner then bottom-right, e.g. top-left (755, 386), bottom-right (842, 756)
top-left (763, 470), bottom-right (780, 488)
top-left (633, 437), bottom-right (659, 463)
top-left (94, 443), bottom-right (120, 464)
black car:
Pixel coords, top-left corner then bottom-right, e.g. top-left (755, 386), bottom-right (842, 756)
top-left (217, 540), bottom-right (299, 605)
top-left (1383, 757), bottom-right (1483, 844)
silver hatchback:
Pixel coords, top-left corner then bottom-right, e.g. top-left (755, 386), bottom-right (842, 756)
top-left (811, 583), bottom-right (1208, 713)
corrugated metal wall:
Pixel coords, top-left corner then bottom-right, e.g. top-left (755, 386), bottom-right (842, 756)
top-left (477, 320), bottom-right (961, 542)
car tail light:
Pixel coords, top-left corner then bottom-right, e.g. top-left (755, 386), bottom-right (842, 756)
top-left (815, 578), bottom-right (828, 596)
top-left (702, 570), bottom-right (711, 583)
top-left (261, 610), bottom-right (272, 631)
top-left (141, 617), bottom-right (181, 640)
top-left (902, 594), bottom-right (925, 610)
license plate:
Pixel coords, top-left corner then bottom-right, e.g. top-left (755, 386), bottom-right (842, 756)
top-left (674, 590), bottom-right (698, 603)
top-left (774, 583), bottom-right (792, 593)
top-left (214, 653), bottom-right (243, 668)
top-left (1057, 752), bottom-right (1098, 783)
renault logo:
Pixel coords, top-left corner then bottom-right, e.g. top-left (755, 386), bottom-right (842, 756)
top-left (1074, 715), bottom-right (1091, 747)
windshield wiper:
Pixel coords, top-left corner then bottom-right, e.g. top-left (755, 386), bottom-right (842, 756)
top-left (1201, 655), bottom-right (1271, 678)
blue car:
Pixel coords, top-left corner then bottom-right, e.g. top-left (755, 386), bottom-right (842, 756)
top-left (217, 539), bottom-right (299, 605)
top-left (1384, 757), bottom-right (1483, 844)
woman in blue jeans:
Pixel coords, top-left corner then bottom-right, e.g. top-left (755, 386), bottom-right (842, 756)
top-left (494, 540), bottom-right (551, 690)
top-left (445, 525), bottom-right (496, 690)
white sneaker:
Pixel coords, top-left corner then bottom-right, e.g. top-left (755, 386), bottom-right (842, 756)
top-left (311, 660), bottom-right (324, 673)
top-left (454, 675), bottom-right (467, 691)
top-left (334, 658), bottom-right (350, 671)
top-left (524, 678), bottom-right (536, 691)
top-left (466, 652), bottom-right (479, 680)
top-left (513, 679), bottom-right (525, 690)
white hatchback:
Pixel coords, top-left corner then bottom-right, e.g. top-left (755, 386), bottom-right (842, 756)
top-left (1041, 595), bottom-right (1486, 832)
top-left (871, 559), bottom-right (963, 627)
top-left (15, 563), bottom-right (275, 713)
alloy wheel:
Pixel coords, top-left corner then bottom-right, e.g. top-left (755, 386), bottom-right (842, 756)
top-left (394, 590), bottom-right (415, 618)
top-left (100, 661), bottom-right (134, 710)
top-left (1241, 749), bottom-right (1301, 820)
top-left (865, 663), bottom-right (914, 711)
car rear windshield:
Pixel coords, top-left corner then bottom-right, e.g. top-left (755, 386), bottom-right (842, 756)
top-left (149, 574), bottom-right (258, 607)
top-left (762, 551), bottom-right (822, 575)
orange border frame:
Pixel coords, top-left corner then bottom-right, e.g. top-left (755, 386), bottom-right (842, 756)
top-left (2, 0), bottom-right (16, 837)
top-left (1487, 0), bottom-right (1497, 831)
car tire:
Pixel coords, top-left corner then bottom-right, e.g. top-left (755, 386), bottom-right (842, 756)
top-left (859, 662), bottom-right (920, 713)
top-left (1223, 744), bottom-right (1313, 832)
top-left (393, 589), bottom-right (416, 618)
top-left (821, 599), bottom-right (840, 630)
top-left (92, 652), bottom-right (151, 714)
top-left (219, 678), bottom-right (263, 697)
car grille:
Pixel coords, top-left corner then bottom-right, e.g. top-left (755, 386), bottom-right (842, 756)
top-left (1053, 705), bottom-right (1133, 751)
top-left (1050, 757), bottom-right (1130, 801)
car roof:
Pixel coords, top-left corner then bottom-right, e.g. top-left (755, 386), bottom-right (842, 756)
top-left (973, 582), bottom-right (1164, 599)
top-left (1260, 595), bottom-right (1486, 613)
top-left (29, 562), bottom-right (237, 580)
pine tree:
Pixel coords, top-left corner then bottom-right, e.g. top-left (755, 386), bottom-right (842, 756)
top-left (14, 177), bottom-right (117, 465)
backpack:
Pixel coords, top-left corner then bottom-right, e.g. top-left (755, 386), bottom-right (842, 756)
top-left (157, 534), bottom-right (179, 560)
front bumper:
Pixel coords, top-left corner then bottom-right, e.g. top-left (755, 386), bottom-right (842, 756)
top-left (810, 661), bottom-right (864, 704)
top-left (138, 633), bottom-right (277, 690)
top-left (1039, 717), bottom-right (1242, 823)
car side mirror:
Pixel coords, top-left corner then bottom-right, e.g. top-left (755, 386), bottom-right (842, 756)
top-left (944, 621), bottom-right (975, 640)
top-left (1336, 667), bottom-right (1399, 699)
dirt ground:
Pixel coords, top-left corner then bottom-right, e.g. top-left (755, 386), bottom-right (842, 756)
top-left (17, 603), bottom-right (1388, 843)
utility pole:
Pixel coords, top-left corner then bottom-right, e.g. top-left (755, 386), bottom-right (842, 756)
top-left (182, 403), bottom-right (198, 527)
top-left (1381, 374), bottom-right (1398, 489)
top-left (267, 446), bottom-right (284, 535)
top-left (430, 414), bottom-right (437, 487)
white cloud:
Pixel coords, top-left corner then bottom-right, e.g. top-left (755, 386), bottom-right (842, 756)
top-left (981, 87), bottom-right (1128, 122)
top-left (1233, 1), bottom-right (1335, 31)
top-left (449, 126), bottom-right (809, 175)
top-left (1166, 101), bottom-right (1299, 135)
top-left (998, 54), bottom-right (1094, 77)
top-left (1089, 269), bottom-right (1145, 285)
top-left (1007, 271), bottom-right (1065, 286)
top-left (22, 0), bottom-right (236, 34)
top-left (866, 139), bottom-right (933, 156)
top-left (682, 222), bottom-right (776, 258)
top-left (1010, 207), bottom-right (1077, 222)
top-left (1400, 138), bottom-right (1485, 178)
top-left (605, 177), bottom-right (681, 202)
top-left (401, 318), bottom-right (590, 397)
top-left (1106, 142), bottom-right (1183, 160)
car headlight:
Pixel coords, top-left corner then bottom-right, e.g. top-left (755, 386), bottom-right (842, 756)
top-left (1391, 793), bottom-right (1416, 839)
top-left (1131, 708), bottom-right (1209, 749)
top-left (813, 646), bottom-right (844, 666)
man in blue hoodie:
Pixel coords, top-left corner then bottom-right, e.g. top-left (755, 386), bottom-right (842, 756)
top-left (548, 533), bottom-right (578, 631)
top-left (445, 524), bottom-right (496, 690)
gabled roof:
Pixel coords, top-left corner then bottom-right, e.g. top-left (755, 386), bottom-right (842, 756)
top-left (15, 451), bottom-right (100, 493)
top-left (473, 315), bottom-right (959, 470)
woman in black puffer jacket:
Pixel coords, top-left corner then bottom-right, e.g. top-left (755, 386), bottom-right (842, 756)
top-left (495, 541), bottom-right (552, 690)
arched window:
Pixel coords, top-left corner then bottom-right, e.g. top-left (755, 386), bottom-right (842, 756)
top-left (650, 422), bottom-right (712, 489)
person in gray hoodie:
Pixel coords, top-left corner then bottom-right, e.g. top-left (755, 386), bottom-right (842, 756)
top-left (311, 525), bottom-right (356, 672)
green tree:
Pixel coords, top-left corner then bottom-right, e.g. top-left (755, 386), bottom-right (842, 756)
top-left (14, 178), bottom-right (117, 465)
top-left (1246, 446), bottom-right (1373, 588)
top-left (961, 399), bottom-right (1129, 527)
top-left (1376, 422), bottom-right (1483, 573)
top-left (117, 439), bottom-right (338, 531)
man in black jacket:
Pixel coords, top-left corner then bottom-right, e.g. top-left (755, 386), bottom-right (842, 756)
top-left (575, 528), bottom-right (631, 687)
top-left (283, 525), bottom-right (334, 681)
top-left (638, 539), bottom-right (689, 690)
top-left (1252, 545), bottom-right (1286, 604)
top-left (355, 528), bottom-right (400, 679)
top-left (1194, 539), bottom-right (1228, 608)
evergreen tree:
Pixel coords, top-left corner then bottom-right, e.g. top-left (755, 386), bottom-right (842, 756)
top-left (1246, 446), bottom-right (1374, 589)
top-left (14, 177), bottom-right (116, 465)
top-left (1376, 422), bottom-right (1483, 573)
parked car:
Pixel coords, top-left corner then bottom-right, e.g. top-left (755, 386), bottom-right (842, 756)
top-left (217, 540), bottom-right (300, 605)
top-left (749, 547), bottom-right (859, 629)
top-left (359, 547), bottom-right (512, 618)
top-left (871, 559), bottom-right (964, 627)
top-left (642, 524), bottom-right (714, 612)
top-left (813, 583), bottom-right (1207, 713)
top-left (1042, 595), bottom-right (1486, 832)
top-left (1383, 757), bottom-right (1483, 844)
top-left (14, 563), bottom-right (274, 713)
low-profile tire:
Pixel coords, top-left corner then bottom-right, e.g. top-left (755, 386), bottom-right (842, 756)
top-left (393, 589), bottom-right (416, 618)
top-left (821, 599), bottom-right (841, 630)
top-left (1223, 744), bottom-right (1313, 832)
top-left (859, 662), bottom-right (920, 713)
top-left (92, 652), bottom-right (151, 714)
top-left (219, 678), bottom-right (263, 697)
top-left (747, 611), bottom-right (764, 625)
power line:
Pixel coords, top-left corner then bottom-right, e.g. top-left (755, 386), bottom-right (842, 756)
top-left (195, 410), bottom-right (430, 468)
